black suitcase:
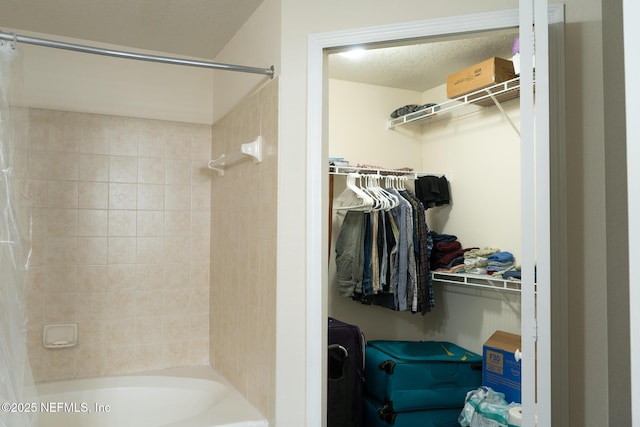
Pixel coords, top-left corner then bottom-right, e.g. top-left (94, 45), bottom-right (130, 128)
top-left (328, 317), bottom-right (365, 427)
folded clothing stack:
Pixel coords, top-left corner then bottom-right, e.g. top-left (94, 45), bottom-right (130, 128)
top-left (390, 103), bottom-right (438, 119)
top-left (430, 232), bottom-right (469, 272)
top-left (430, 238), bottom-right (519, 278)
top-left (491, 265), bottom-right (521, 280)
top-left (431, 241), bottom-right (464, 270)
top-left (486, 251), bottom-right (515, 275)
top-left (463, 248), bottom-right (500, 274)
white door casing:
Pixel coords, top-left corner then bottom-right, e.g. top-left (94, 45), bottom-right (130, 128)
top-left (306, 3), bottom-right (565, 426)
top-left (624, 0), bottom-right (640, 424)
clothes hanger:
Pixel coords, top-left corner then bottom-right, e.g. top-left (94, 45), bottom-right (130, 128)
top-left (386, 175), bottom-right (401, 192)
top-left (378, 176), bottom-right (400, 209)
top-left (370, 174), bottom-right (398, 210)
top-left (352, 174), bottom-right (376, 210)
top-left (362, 174), bottom-right (386, 211)
top-left (398, 176), bottom-right (408, 191)
top-left (334, 173), bottom-right (373, 211)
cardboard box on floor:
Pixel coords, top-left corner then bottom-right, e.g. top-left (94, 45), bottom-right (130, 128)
top-left (483, 330), bottom-right (521, 404)
top-left (446, 57), bottom-right (519, 107)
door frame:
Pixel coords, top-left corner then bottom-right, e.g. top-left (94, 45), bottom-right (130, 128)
top-left (624, 0), bottom-right (640, 424)
top-left (305, 4), bottom-right (564, 426)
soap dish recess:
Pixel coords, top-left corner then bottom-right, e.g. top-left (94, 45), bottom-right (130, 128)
top-left (43, 323), bottom-right (77, 349)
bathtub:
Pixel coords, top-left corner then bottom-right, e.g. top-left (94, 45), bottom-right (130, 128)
top-left (35, 366), bottom-right (268, 427)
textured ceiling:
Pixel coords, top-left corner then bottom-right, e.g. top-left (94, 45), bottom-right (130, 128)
top-left (0, 0), bottom-right (264, 59)
top-left (328, 29), bottom-right (519, 92)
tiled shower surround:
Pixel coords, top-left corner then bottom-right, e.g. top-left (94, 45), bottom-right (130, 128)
top-left (24, 109), bottom-right (213, 381)
top-left (20, 78), bottom-right (278, 423)
top-left (209, 79), bottom-right (278, 423)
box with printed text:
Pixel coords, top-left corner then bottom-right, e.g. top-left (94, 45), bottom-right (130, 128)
top-left (482, 330), bottom-right (522, 404)
top-left (446, 57), bottom-right (519, 106)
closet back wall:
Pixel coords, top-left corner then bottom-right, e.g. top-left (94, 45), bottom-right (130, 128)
top-left (328, 78), bottom-right (428, 342)
top-left (419, 82), bottom-right (521, 352)
top-left (328, 79), bottom-right (423, 169)
top-left (420, 83), bottom-right (521, 260)
top-left (328, 77), bottom-right (521, 353)
top-left (328, 78), bottom-right (521, 258)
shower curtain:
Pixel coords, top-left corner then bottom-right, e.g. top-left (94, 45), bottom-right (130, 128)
top-left (0, 39), bottom-right (37, 427)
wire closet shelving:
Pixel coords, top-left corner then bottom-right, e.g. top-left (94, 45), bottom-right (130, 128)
top-left (329, 167), bottom-right (526, 293)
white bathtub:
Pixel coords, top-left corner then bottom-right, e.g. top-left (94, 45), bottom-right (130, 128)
top-left (35, 366), bottom-right (268, 427)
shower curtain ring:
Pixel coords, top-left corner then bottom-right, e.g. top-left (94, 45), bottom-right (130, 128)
top-left (10, 33), bottom-right (17, 49)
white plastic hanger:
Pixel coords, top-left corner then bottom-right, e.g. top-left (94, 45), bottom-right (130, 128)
top-left (361, 175), bottom-right (385, 211)
top-left (368, 175), bottom-right (398, 210)
top-left (334, 173), bottom-right (374, 211)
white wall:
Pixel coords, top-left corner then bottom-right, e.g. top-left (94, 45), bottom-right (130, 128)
top-left (420, 83), bottom-right (522, 353)
top-left (7, 29), bottom-right (214, 124)
top-left (7, 0), bottom-right (282, 126)
top-left (421, 83), bottom-right (521, 261)
top-left (328, 79), bottom-right (423, 169)
top-left (211, 0), bottom-right (281, 124)
top-left (562, 2), bottom-right (608, 425)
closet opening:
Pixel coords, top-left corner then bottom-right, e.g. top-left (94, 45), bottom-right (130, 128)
top-left (326, 26), bottom-right (523, 328)
top-left (307, 6), bottom-right (566, 427)
top-left (304, 5), bottom-right (568, 425)
top-left (325, 26), bottom-right (524, 422)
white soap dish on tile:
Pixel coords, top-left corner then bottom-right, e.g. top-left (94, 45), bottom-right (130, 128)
top-left (43, 323), bottom-right (77, 349)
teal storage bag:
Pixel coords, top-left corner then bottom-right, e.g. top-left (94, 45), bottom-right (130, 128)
top-left (364, 340), bottom-right (483, 412)
top-left (363, 394), bottom-right (462, 427)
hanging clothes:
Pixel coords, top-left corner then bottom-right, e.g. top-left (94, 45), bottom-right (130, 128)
top-left (415, 175), bottom-right (451, 208)
top-left (387, 186), bottom-right (414, 311)
top-left (334, 176), bottom-right (434, 315)
top-left (335, 210), bottom-right (366, 297)
top-left (400, 189), bottom-right (434, 313)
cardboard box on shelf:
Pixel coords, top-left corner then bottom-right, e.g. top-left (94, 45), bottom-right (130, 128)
top-left (446, 57), bottom-right (518, 107)
top-left (482, 330), bottom-right (521, 404)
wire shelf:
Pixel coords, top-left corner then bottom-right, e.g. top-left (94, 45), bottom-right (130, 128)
top-left (328, 165), bottom-right (436, 179)
top-left (387, 77), bottom-right (522, 129)
top-left (432, 271), bottom-right (527, 293)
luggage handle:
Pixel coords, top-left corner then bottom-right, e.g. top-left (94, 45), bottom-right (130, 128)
top-left (377, 401), bottom-right (397, 425)
top-left (328, 344), bottom-right (349, 358)
top-left (378, 359), bottom-right (396, 375)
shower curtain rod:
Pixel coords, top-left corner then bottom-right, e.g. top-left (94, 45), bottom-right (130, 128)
top-left (0, 30), bottom-right (274, 78)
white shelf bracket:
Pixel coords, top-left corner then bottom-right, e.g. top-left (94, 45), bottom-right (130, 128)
top-left (207, 136), bottom-right (263, 176)
top-left (486, 91), bottom-right (521, 137)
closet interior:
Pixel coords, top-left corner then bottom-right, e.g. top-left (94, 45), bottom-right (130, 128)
top-left (326, 27), bottom-right (526, 424)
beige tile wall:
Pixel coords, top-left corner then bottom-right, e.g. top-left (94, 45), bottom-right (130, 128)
top-left (22, 109), bottom-right (212, 381)
top-left (210, 78), bottom-right (278, 423)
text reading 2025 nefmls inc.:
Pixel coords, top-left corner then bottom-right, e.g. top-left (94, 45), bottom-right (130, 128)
top-left (1, 402), bottom-right (111, 413)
